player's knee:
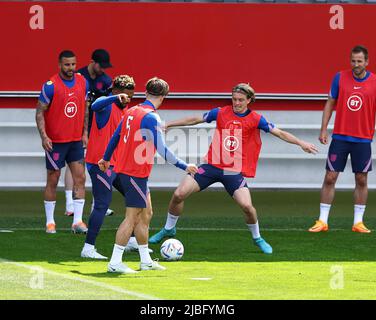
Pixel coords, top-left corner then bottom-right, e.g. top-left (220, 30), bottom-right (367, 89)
top-left (355, 175), bottom-right (368, 188)
top-left (47, 170), bottom-right (60, 185)
top-left (324, 173), bottom-right (338, 186)
top-left (74, 173), bottom-right (86, 187)
top-left (173, 189), bottom-right (187, 202)
top-left (242, 203), bottom-right (256, 215)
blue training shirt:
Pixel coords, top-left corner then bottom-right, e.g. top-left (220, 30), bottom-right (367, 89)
top-left (329, 71), bottom-right (372, 143)
top-left (38, 75), bottom-right (89, 105)
top-left (103, 100), bottom-right (188, 171)
top-left (203, 107), bottom-right (275, 132)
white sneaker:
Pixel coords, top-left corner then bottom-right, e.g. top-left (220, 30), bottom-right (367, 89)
top-left (105, 208), bottom-right (115, 216)
top-left (124, 243), bottom-right (153, 253)
top-left (107, 262), bottom-right (138, 274)
top-left (140, 260), bottom-right (166, 271)
top-left (81, 248), bottom-right (107, 260)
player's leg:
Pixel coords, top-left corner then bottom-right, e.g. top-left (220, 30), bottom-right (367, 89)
top-left (66, 141), bottom-right (87, 233)
top-left (309, 139), bottom-right (347, 232)
top-left (351, 142), bottom-right (372, 233)
top-left (44, 143), bottom-right (68, 233)
top-left (223, 173), bottom-right (272, 254)
top-left (135, 204), bottom-right (165, 271)
top-left (108, 174), bottom-right (150, 273)
top-left (81, 166), bottom-right (116, 259)
top-left (64, 167), bottom-right (74, 216)
top-left (148, 172), bottom-right (202, 244)
top-left (44, 169), bottom-right (61, 233)
top-left (112, 174), bottom-right (146, 252)
top-left (108, 206), bottom-right (141, 274)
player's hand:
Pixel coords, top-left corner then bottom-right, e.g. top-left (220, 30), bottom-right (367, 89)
top-left (319, 129), bottom-right (329, 145)
top-left (300, 141), bottom-right (319, 154)
top-left (185, 164), bottom-right (198, 175)
top-left (98, 159), bottom-right (110, 172)
top-left (118, 93), bottom-right (130, 105)
top-left (42, 135), bottom-right (53, 152)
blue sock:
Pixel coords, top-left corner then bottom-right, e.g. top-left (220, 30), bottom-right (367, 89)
top-left (85, 204), bottom-right (107, 245)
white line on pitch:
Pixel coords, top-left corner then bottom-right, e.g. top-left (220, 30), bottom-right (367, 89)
top-left (191, 278), bottom-right (212, 281)
top-left (2, 227), bottom-right (346, 232)
top-left (0, 258), bottom-right (160, 300)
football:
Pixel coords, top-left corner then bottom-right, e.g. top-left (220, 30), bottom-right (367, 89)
top-left (160, 238), bottom-right (184, 261)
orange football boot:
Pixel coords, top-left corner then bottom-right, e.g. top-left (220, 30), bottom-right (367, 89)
top-left (352, 222), bottom-right (371, 233)
top-left (308, 220), bottom-right (329, 232)
top-left (46, 223), bottom-right (56, 234)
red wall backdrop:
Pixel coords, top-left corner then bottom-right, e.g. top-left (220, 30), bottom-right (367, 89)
top-left (0, 2), bottom-right (374, 108)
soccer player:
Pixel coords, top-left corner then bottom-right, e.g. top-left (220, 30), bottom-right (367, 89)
top-left (81, 75), bottom-right (135, 259)
top-left (35, 50), bottom-right (89, 234)
top-left (149, 83), bottom-right (318, 254)
top-left (64, 49), bottom-right (114, 217)
top-left (99, 77), bottom-right (198, 273)
top-left (309, 45), bottom-right (376, 233)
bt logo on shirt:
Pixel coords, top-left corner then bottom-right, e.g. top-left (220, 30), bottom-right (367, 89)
top-left (347, 94), bottom-right (363, 112)
top-left (64, 102), bottom-right (78, 118)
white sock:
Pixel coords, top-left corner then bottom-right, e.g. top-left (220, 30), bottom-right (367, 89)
top-left (354, 204), bottom-right (366, 225)
top-left (110, 244), bottom-right (125, 265)
top-left (164, 212), bottom-right (179, 230)
top-left (65, 190), bottom-right (74, 213)
top-left (319, 203), bottom-right (331, 224)
top-left (44, 200), bottom-right (56, 225)
top-left (247, 222), bottom-right (261, 239)
top-left (83, 243), bottom-right (95, 252)
top-left (127, 236), bottom-right (138, 247)
top-left (73, 199), bottom-right (85, 224)
top-left (138, 244), bottom-right (153, 264)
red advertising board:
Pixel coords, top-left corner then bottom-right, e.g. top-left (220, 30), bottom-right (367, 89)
top-left (0, 2), bottom-right (373, 109)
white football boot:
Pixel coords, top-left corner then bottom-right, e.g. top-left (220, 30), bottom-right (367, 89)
top-left (140, 259), bottom-right (166, 271)
top-left (107, 262), bottom-right (138, 274)
top-left (81, 248), bottom-right (108, 260)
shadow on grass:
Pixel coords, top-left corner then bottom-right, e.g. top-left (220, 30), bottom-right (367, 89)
top-left (1, 229), bottom-right (376, 264)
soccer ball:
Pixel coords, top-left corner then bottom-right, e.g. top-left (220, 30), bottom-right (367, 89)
top-left (160, 238), bottom-right (184, 261)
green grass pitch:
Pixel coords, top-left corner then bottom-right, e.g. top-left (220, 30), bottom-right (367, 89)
top-left (0, 190), bottom-right (376, 300)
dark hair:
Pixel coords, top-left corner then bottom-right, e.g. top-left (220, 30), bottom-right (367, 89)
top-left (232, 83), bottom-right (256, 103)
top-left (352, 45), bottom-right (368, 60)
top-left (146, 77), bottom-right (169, 97)
top-left (59, 50), bottom-right (75, 61)
top-left (112, 75), bottom-right (135, 90)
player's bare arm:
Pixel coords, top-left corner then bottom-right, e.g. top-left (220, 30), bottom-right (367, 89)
top-left (270, 127), bottom-right (318, 154)
top-left (319, 97), bottom-right (336, 145)
top-left (82, 101), bottom-right (90, 147)
top-left (166, 116), bottom-right (205, 129)
top-left (35, 100), bottom-right (53, 152)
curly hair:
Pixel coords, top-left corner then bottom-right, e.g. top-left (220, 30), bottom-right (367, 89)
top-left (112, 75), bottom-right (135, 90)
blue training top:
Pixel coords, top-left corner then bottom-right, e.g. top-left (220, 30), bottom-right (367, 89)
top-left (203, 107), bottom-right (275, 132)
top-left (38, 75), bottom-right (89, 105)
top-left (103, 100), bottom-right (188, 171)
top-left (329, 71), bottom-right (372, 143)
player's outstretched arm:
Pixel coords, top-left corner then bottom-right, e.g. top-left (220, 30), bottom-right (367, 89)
top-left (319, 97), bottom-right (336, 145)
top-left (270, 127), bottom-right (318, 154)
top-left (166, 116), bottom-right (205, 129)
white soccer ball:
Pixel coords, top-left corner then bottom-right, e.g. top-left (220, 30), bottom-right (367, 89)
top-left (160, 238), bottom-right (184, 261)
